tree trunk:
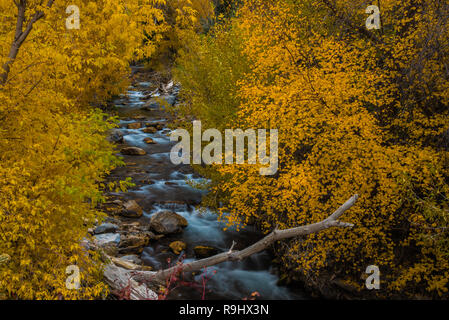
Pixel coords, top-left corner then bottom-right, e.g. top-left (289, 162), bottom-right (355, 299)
top-left (0, 0), bottom-right (55, 85)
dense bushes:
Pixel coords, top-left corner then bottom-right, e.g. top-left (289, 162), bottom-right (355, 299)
top-left (174, 0), bottom-right (449, 298)
top-left (0, 0), bottom-right (162, 299)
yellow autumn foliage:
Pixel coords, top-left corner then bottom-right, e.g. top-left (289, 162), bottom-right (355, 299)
top-left (175, 0), bottom-right (449, 298)
top-left (0, 0), bottom-right (164, 299)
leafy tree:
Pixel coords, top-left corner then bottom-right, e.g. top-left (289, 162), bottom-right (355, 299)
top-left (175, 0), bottom-right (449, 298)
top-left (0, 0), bottom-right (164, 299)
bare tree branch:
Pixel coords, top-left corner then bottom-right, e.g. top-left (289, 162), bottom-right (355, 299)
top-left (0, 0), bottom-right (55, 85)
top-left (104, 195), bottom-right (359, 299)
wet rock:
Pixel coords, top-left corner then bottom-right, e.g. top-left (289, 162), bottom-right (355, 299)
top-left (120, 147), bottom-right (146, 156)
top-left (164, 181), bottom-right (177, 186)
top-left (146, 122), bottom-right (165, 130)
top-left (94, 233), bottom-right (120, 247)
top-left (193, 246), bottom-right (219, 259)
top-left (143, 127), bottom-right (157, 134)
top-left (120, 200), bottom-right (143, 218)
top-left (144, 137), bottom-right (156, 144)
top-left (169, 241), bottom-right (187, 255)
top-left (94, 223), bottom-right (119, 235)
top-left (119, 234), bottom-right (149, 249)
top-left (150, 210), bottom-right (188, 234)
top-left (132, 115), bottom-right (146, 120)
top-left (107, 129), bottom-right (124, 144)
top-left (127, 122), bottom-right (142, 130)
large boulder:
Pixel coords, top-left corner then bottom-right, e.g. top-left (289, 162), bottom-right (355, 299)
top-left (120, 200), bottom-right (143, 218)
top-left (121, 147), bottom-right (146, 156)
top-left (149, 210), bottom-right (188, 234)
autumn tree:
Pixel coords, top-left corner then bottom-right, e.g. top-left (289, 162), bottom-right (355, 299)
top-left (174, 0), bottom-right (449, 298)
top-left (0, 0), bottom-right (164, 299)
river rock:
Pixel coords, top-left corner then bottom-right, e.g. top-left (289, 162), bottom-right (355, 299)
top-left (143, 127), bottom-right (157, 134)
top-left (120, 200), bottom-right (143, 218)
top-left (127, 122), bottom-right (142, 129)
top-left (94, 223), bottom-right (119, 235)
top-left (169, 241), bottom-right (187, 255)
top-left (94, 233), bottom-right (120, 247)
top-left (144, 138), bottom-right (156, 144)
top-left (149, 210), bottom-right (188, 234)
top-left (193, 246), bottom-right (218, 259)
top-left (119, 234), bottom-right (149, 249)
top-left (121, 147), bottom-right (146, 156)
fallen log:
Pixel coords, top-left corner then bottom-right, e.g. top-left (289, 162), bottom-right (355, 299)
top-left (104, 195), bottom-right (359, 300)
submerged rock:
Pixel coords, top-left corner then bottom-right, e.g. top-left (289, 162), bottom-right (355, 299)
top-left (150, 210), bottom-right (188, 234)
top-left (120, 147), bottom-right (146, 156)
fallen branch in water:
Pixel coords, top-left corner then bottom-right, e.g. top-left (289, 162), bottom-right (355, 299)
top-left (104, 194), bottom-right (359, 299)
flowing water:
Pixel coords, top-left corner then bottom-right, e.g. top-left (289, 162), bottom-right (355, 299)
top-left (109, 71), bottom-right (305, 300)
